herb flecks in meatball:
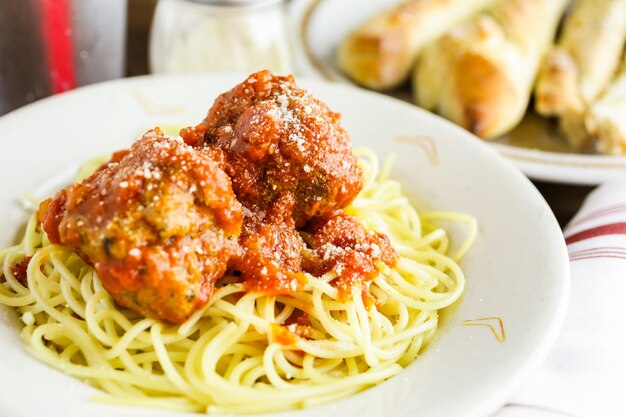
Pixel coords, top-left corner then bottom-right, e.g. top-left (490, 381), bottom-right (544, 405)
top-left (303, 211), bottom-right (397, 299)
top-left (182, 70), bottom-right (364, 227)
top-left (40, 129), bottom-right (243, 323)
top-left (181, 71), bottom-right (365, 293)
top-left (235, 194), bottom-right (308, 295)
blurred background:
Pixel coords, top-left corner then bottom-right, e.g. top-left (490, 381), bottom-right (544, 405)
top-left (0, 0), bottom-right (126, 114)
top-left (0, 0), bottom-right (292, 115)
top-left (0, 0), bottom-right (594, 224)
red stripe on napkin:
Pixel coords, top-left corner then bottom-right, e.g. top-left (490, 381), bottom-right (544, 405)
top-left (569, 247), bottom-right (626, 262)
top-left (570, 254), bottom-right (626, 262)
top-left (565, 202), bottom-right (626, 232)
top-left (569, 246), bottom-right (626, 255)
top-left (39, 0), bottom-right (76, 93)
top-left (565, 222), bottom-right (626, 245)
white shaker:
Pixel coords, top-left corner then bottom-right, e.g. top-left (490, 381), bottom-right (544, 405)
top-left (149, 0), bottom-right (293, 75)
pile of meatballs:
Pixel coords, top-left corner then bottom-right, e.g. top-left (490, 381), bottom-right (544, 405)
top-left (38, 71), bottom-right (396, 323)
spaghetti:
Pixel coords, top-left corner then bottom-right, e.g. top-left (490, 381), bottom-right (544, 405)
top-left (0, 149), bottom-right (476, 414)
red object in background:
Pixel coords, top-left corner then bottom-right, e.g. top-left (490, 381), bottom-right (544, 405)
top-left (38, 0), bottom-right (76, 93)
top-left (0, 0), bottom-right (125, 116)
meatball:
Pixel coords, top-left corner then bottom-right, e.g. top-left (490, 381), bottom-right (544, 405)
top-left (40, 129), bottom-right (243, 323)
top-left (302, 211), bottom-right (397, 298)
top-left (235, 194), bottom-right (307, 294)
top-left (181, 70), bottom-right (364, 227)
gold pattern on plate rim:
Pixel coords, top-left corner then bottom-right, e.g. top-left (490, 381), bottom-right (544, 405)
top-left (462, 317), bottom-right (506, 343)
top-left (395, 135), bottom-right (439, 165)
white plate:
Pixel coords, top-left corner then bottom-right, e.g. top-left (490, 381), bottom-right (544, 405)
top-left (291, 0), bottom-right (626, 185)
top-left (0, 74), bottom-right (569, 417)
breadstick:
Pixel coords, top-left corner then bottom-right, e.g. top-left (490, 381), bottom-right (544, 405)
top-left (586, 57), bottom-right (626, 155)
top-left (535, 0), bottom-right (626, 148)
top-left (337, 0), bottom-right (496, 90)
top-left (414, 0), bottom-right (569, 139)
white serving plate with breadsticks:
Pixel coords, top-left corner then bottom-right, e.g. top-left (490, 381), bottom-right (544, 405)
top-left (293, 0), bottom-right (626, 185)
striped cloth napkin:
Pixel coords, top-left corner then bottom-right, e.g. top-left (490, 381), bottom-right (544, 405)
top-left (495, 181), bottom-right (626, 417)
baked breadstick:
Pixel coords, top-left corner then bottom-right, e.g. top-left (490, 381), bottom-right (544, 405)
top-left (535, 0), bottom-right (626, 148)
top-left (414, 0), bottom-right (569, 139)
top-left (586, 57), bottom-right (626, 155)
top-left (337, 0), bottom-right (496, 90)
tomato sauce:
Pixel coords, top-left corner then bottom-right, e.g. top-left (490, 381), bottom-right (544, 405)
top-left (39, 71), bottom-right (397, 324)
top-left (10, 256), bottom-right (31, 286)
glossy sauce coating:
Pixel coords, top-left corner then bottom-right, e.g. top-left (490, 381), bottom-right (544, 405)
top-left (36, 71), bottom-right (398, 326)
top-left (40, 129), bottom-right (242, 323)
top-left (182, 70), bottom-right (363, 226)
top-left (303, 211), bottom-right (397, 299)
top-left (9, 256), bottom-right (31, 286)
top-left (181, 71), bottom-right (371, 295)
top-left (235, 194), bottom-right (307, 294)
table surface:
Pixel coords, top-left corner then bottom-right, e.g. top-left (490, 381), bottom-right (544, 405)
top-left (125, 0), bottom-right (594, 228)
